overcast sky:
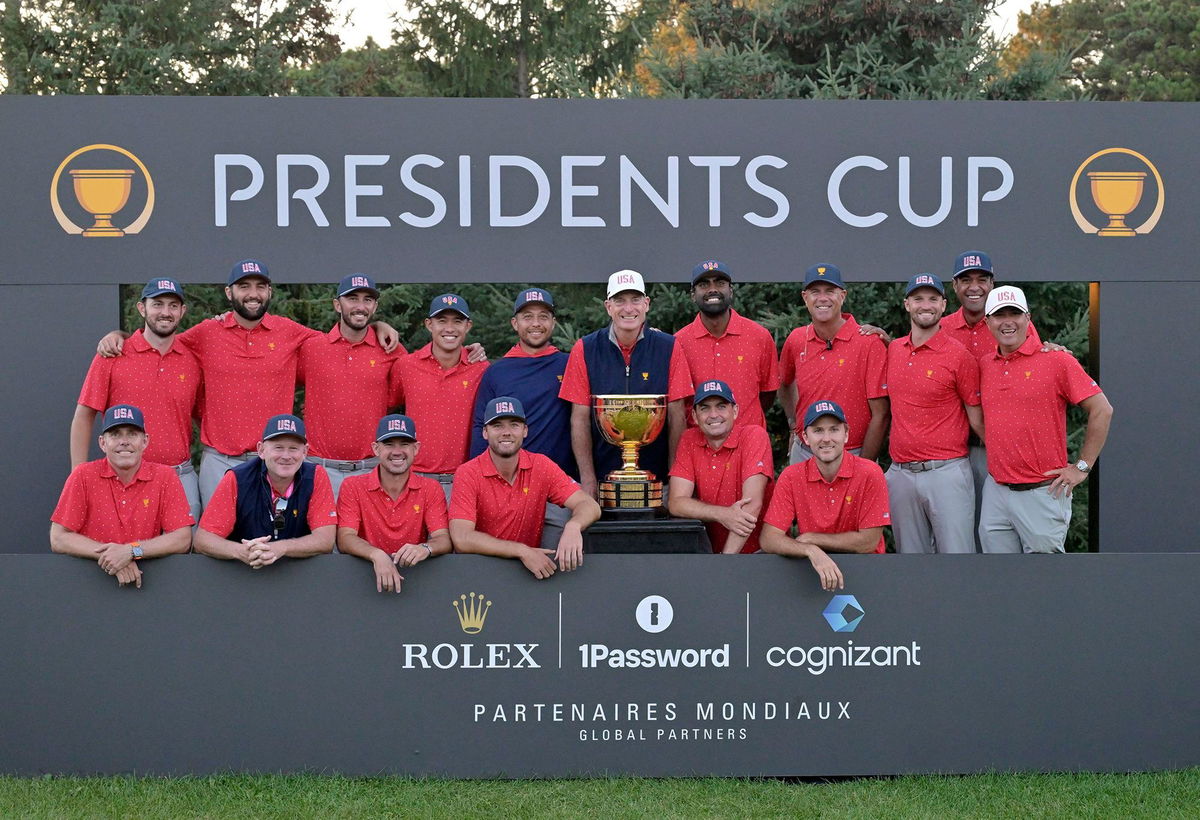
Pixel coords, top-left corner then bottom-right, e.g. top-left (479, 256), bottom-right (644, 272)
top-left (337, 1), bottom-right (1037, 49)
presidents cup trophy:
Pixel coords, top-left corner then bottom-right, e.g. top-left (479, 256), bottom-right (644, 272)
top-left (593, 394), bottom-right (667, 515)
top-left (68, 168), bottom-right (136, 237)
top-left (1087, 170), bottom-right (1147, 237)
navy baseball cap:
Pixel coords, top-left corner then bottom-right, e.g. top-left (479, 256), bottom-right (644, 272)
top-left (691, 260), bottom-right (732, 285)
top-left (262, 414), bottom-right (306, 442)
top-left (429, 293), bottom-right (470, 319)
top-left (101, 404), bottom-right (145, 433)
top-left (693, 379), bottom-right (736, 405)
top-left (337, 273), bottom-right (380, 298)
top-left (141, 278), bottom-right (184, 300)
top-left (376, 414), bottom-right (417, 442)
top-left (803, 264), bottom-right (846, 290)
top-left (803, 399), bottom-right (847, 428)
top-left (513, 287), bottom-right (555, 315)
top-left (905, 273), bottom-right (945, 296)
top-left (228, 259), bottom-right (270, 286)
top-left (484, 396), bottom-right (526, 424)
top-left (954, 251), bottom-right (993, 277)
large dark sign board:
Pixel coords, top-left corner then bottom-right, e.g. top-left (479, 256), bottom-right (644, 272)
top-left (0, 98), bottom-right (1197, 551)
top-left (1, 554), bottom-right (1196, 777)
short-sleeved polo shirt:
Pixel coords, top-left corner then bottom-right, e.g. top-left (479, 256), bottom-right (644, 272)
top-left (336, 470), bottom-right (448, 555)
top-left (77, 330), bottom-right (202, 466)
top-left (199, 466), bottom-right (337, 537)
top-left (885, 330), bottom-right (980, 463)
top-left (449, 450), bottom-right (580, 548)
top-left (941, 308), bottom-right (1042, 361)
top-left (669, 425), bottom-right (774, 553)
top-left (675, 309), bottom-right (780, 430)
top-left (763, 455), bottom-right (890, 554)
top-left (979, 335), bottom-right (1102, 484)
top-left (51, 458), bottom-right (194, 542)
top-left (393, 344), bottom-right (489, 474)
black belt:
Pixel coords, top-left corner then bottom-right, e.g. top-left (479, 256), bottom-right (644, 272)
top-left (896, 458), bottom-right (961, 473)
top-left (1002, 479), bottom-right (1054, 492)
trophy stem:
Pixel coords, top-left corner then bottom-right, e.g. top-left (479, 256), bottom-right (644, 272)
top-left (621, 441), bottom-right (640, 472)
top-left (82, 215), bottom-right (125, 237)
top-left (1097, 215), bottom-right (1135, 237)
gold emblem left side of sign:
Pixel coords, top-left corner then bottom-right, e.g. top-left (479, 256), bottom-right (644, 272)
top-left (50, 144), bottom-right (155, 237)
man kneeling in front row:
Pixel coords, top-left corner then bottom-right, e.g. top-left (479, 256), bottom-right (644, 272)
top-left (51, 404), bottom-right (193, 588)
top-left (337, 414), bottom-right (451, 592)
top-left (450, 396), bottom-right (600, 579)
top-left (194, 414), bottom-right (336, 567)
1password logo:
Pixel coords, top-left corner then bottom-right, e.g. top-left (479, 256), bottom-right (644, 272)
top-left (636, 595), bottom-right (673, 633)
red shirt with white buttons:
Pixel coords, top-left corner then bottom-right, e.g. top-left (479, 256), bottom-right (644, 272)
top-left (675, 309), bottom-right (780, 430)
top-left (393, 344), bottom-right (488, 474)
top-left (449, 450), bottom-right (580, 549)
top-left (885, 329), bottom-right (980, 463)
top-left (979, 334), bottom-right (1102, 484)
top-left (336, 470), bottom-right (448, 555)
top-left (77, 330), bottom-right (202, 466)
top-left (51, 459), bottom-right (194, 542)
top-left (763, 454), bottom-right (890, 554)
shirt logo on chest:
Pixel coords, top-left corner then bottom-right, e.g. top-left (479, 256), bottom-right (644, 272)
top-left (926, 369), bottom-right (934, 378)
top-left (462, 380), bottom-right (469, 388)
top-left (179, 373), bottom-right (187, 381)
top-left (268, 342), bottom-right (276, 351)
top-left (142, 498), bottom-right (150, 507)
top-left (845, 495), bottom-right (853, 503)
top-left (369, 359), bottom-right (376, 367)
top-left (413, 504), bottom-right (421, 513)
top-left (642, 372), bottom-right (650, 380)
top-left (1025, 371), bottom-right (1032, 379)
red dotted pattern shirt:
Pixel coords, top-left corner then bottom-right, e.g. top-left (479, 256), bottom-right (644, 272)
top-left (393, 344), bottom-right (489, 474)
top-left (885, 330), bottom-right (980, 463)
top-left (51, 459), bottom-right (194, 542)
top-left (449, 450), bottom-right (580, 549)
top-left (941, 308), bottom-right (1041, 361)
top-left (336, 470), bottom-right (448, 556)
top-left (764, 455), bottom-right (890, 554)
top-left (675, 309), bottom-right (780, 430)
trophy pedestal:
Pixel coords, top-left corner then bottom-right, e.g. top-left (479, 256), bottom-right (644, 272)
top-left (599, 475), bottom-right (663, 520)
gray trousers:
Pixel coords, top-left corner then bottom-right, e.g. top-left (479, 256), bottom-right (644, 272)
top-left (886, 458), bottom-right (976, 554)
top-left (789, 438), bottom-right (863, 465)
top-left (173, 460), bottom-right (201, 524)
top-left (979, 476), bottom-right (1071, 554)
top-left (418, 472), bottom-right (455, 505)
top-left (306, 456), bottom-right (378, 500)
top-left (968, 443), bottom-right (987, 551)
top-left (198, 447), bottom-right (257, 509)
top-left (541, 502), bottom-right (571, 551)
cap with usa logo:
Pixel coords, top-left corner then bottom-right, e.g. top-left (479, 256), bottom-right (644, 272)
top-left (375, 414), bottom-right (417, 442)
top-left (802, 263), bottom-right (845, 290)
top-left (693, 379), bottom-right (736, 405)
top-left (337, 273), bottom-right (380, 298)
top-left (227, 259), bottom-right (270, 286)
top-left (691, 259), bottom-right (732, 285)
top-left (513, 287), bottom-right (555, 315)
top-left (953, 250), bottom-right (993, 278)
top-left (803, 399), bottom-right (847, 428)
top-left (262, 414), bottom-right (306, 442)
top-left (429, 293), bottom-right (470, 319)
top-left (905, 273), bottom-right (945, 296)
top-left (102, 404), bottom-right (145, 433)
top-left (606, 269), bottom-right (646, 299)
top-left (484, 396), bottom-right (526, 424)
top-left (141, 278), bottom-right (184, 300)
top-left (984, 285), bottom-right (1029, 316)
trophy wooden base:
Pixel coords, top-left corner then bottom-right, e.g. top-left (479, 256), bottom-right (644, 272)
top-left (599, 477), bottom-right (663, 518)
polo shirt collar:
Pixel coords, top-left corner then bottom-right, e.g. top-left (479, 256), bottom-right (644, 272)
top-left (803, 452), bottom-right (855, 484)
top-left (503, 344), bottom-right (561, 359)
top-left (367, 466), bottom-right (415, 498)
top-left (126, 328), bottom-right (185, 356)
top-left (99, 457), bottom-right (153, 484)
top-left (222, 312), bottom-right (276, 331)
top-left (704, 424), bottom-right (746, 452)
top-left (994, 332), bottom-right (1042, 361)
top-left (686, 308), bottom-right (745, 339)
top-left (481, 449), bottom-right (532, 477)
top-left (606, 323), bottom-right (645, 347)
top-left (326, 323), bottom-right (379, 347)
top-left (414, 342), bottom-right (469, 365)
top-left (902, 326), bottom-right (953, 352)
top-left (806, 313), bottom-right (857, 344)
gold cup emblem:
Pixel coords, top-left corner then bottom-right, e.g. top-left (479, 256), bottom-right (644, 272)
top-left (1087, 171), bottom-right (1145, 237)
top-left (593, 394), bottom-right (667, 510)
top-left (69, 169), bottom-right (136, 237)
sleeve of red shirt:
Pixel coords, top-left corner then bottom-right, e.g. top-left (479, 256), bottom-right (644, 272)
top-left (668, 431), bottom-right (698, 481)
top-left (666, 342), bottom-right (693, 402)
top-left (175, 320), bottom-right (207, 354)
top-left (778, 329), bottom-right (800, 384)
top-left (306, 467), bottom-right (338, 530)
top-left (77, 355), bottom-right (113, 411)
top-left (159, 469), bottom-right (196, 531)
top-left (758, 329), bottom-right (781, 392)
top-left (762, 465), bottom-right (800, 532)
top-left (335, 479), bottom-right (364, 534)
top-left (543, 457), bottom-right (582, 506)
top-left (957, 349), bottom-right (982, 406)
top-left (390, 355), bottom-right (407, 408)
top-left (423, 480), bottom-right (450, 534)
top-left (740, 426), bottom-right (775, 479)
top-left (198, 471), bottom-right (238, 537)
top-left (855, 462), bottom-right (891, 529)
top-left (557, 340), bottom-right (591, 405)
top-left (865, 336), bottom-right (888, 399)
top-left (1058, 354), bottom-right (1103, 405)
top-left (50, 470), bottom-right (88, 533)
top-left (448, 464), bottom-right (480, 523)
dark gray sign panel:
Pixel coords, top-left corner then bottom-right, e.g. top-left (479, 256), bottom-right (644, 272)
top-left (1, 98), bottom-right (1194, 284)
top-left (1, 554), bottom-right (1196, 776)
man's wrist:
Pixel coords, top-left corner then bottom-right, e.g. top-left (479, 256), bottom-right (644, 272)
top-left (130, 542), bottom-right (143, 560)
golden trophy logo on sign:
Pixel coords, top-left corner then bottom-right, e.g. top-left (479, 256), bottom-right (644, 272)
top-left (50, 144), bottom-right (155, 237)
top-left (1069, 148), bottom-right (1164, 237)
top-left (593, 394), bottom-right (667, 514)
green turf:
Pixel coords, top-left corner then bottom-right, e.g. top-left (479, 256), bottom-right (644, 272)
top-left (2, 770), bottom-right (1199, 819)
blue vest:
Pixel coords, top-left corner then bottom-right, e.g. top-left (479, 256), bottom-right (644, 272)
top-left (580, 326), bottom-right (674, 480)
top-left (228, 458), bottom-right (316, 542)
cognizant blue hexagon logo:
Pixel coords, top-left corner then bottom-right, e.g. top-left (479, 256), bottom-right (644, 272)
top-left (823, 595), bottom-right (865, 632)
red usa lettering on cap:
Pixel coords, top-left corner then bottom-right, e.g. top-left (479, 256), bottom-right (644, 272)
top-left (156, 280), bottom-right (175, 291)
top-left (113, 407), bottom-right (135, 420)
top-left (997, 291), bottom-right (1018, 303)
top-left (915, 275), bottom-right (935, 286)
top-left (387, 419), bottom-right (408, 432)
top-left (351, 276), bottom-right (369, 288)
top-left (443, 295), bottom-right (458, 305)
top-left (615, 273), bottom-right (636, 284)
top-left (495, 401), bottom-right (515, 413)
top-left (962, 255), bottom-right (982, 267)
top-left (242, 262), bottom-right (261, 273)
top-left (814, 401), bottom-right (836, 413)
top-left (523, 290), bottom-right (544, 301)
top-left (277, 419), bottom-right (297, 432)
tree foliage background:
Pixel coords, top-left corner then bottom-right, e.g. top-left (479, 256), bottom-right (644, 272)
top-left (3, 0), bottom-right (1163, 550)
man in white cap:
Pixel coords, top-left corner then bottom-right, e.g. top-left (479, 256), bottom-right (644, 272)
top-left (558, 270), bottom-right (693, 499)
top-left (978, 286), bottom-right (1113, 553)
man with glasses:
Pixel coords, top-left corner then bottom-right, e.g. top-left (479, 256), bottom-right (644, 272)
top-left (194, 414), bottom-right (336, 567)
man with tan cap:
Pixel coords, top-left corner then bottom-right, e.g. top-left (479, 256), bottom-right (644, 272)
top-left (978, 286), bottom-right (1113, 553)
top-left (558, 270), bottom-right (693, 498)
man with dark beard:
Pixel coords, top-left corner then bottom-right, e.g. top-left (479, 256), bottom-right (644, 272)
top-left (883, 274), bottom-right (982, 554)
top-left (674, 260), bottom-right (779, 432)
top-left (71, 278), bottom-right (203, 520)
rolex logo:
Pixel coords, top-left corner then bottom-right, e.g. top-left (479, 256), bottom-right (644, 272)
top-left (453, 592), bottom-right (492, 635)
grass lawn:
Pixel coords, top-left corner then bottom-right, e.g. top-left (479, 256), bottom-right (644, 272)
top-left (2, 770), bottom-right (1198, 818)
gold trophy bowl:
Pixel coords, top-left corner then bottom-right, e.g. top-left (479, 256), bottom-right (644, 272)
top-left (593, 394), bottom-right (667, 513)
top-left (1087, 171), bottom-right (1146, 237)
top-left (69, 168), bottom-right (135, 237)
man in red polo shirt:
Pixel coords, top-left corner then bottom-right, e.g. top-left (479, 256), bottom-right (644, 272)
top-left (761, 400), bottom-right (890, 591)
top-left (978, 287), bottom-right (1113, 554)
top-left (668, 380), bottom-right (774, 554)
top-left (72, 278), bottom-right (202, 520)
top-left (778, 264), bottom-right (888, 465)
top-left (194, 414), bottom-right (336, 567)
top-left (51, 404), bottom-right (193, 589)
top-left (885, 274), bottom-right (982, 554)
top-left (337, 414), bottom-right (451, 593)
top-left (394, 293), bottom-right (490, 502)
top-left (675, 260), bottom-right (779, 431)
top-left (450, 396), bottom-right (600, 579)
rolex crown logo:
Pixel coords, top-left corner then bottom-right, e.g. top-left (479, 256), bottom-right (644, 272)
top-left (453, 592), bottom-right (492, 635)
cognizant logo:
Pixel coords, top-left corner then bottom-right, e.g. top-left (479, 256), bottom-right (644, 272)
top-left (765, 594), bottom-right (922, 675)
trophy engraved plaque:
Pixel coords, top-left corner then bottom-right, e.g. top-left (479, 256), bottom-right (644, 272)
top-left (593, 394), bottom-right (667, 515)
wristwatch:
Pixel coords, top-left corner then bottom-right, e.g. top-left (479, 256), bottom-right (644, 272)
top-left (420, 543), bottom-right (433, 557)
top-left (1074, 459), bottom-right (1090, 474)
top-left (130, 542), bottom-right (144, 560)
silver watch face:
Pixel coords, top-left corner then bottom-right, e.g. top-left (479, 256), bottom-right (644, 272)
top-left (1075, 460), bottom-right (1090, 473)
